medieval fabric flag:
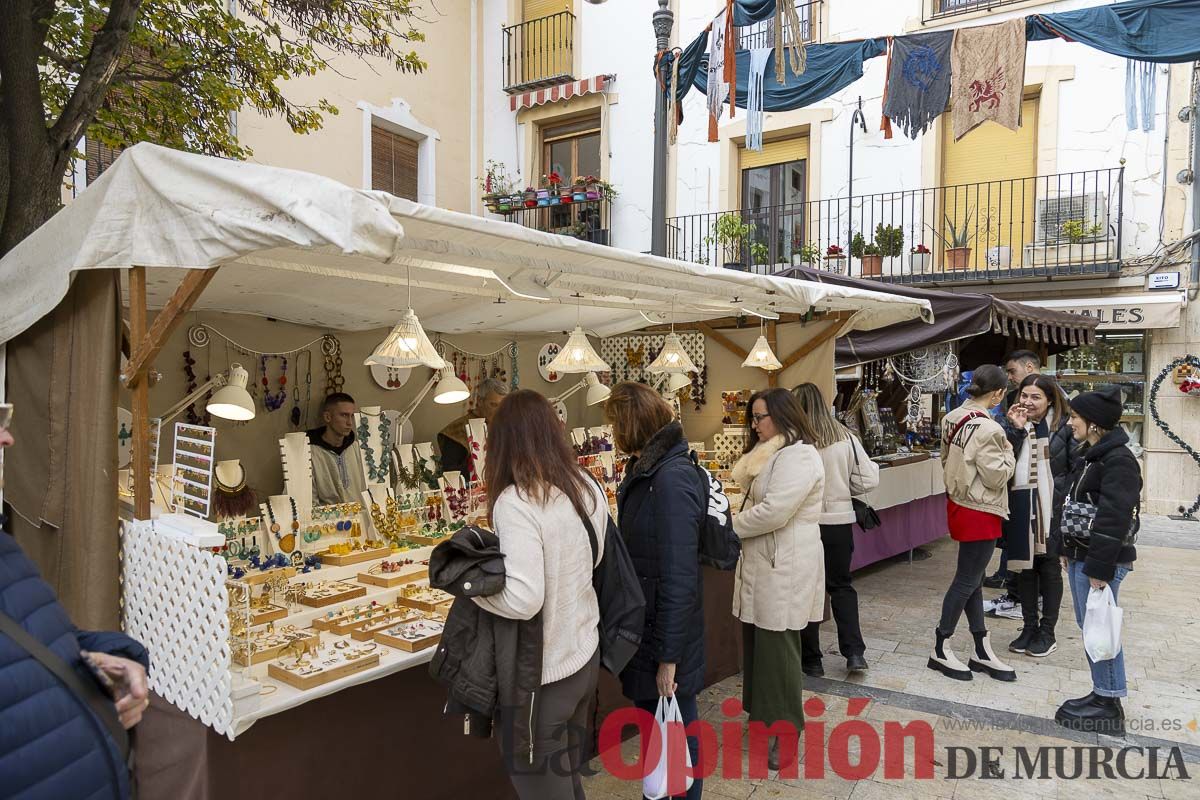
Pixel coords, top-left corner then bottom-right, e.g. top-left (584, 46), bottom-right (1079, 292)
top-left (950, 18), bottom-right (1027, 141)
top-left (707, 8), bottom-right (729, 141)
top-left (882, 31), bottom-right (954, 140)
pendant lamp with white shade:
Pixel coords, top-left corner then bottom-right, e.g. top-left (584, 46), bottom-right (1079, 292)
top-left (364, 267), bottom-right (446, 370)
top-left (742, 318), bottom-right (782, 371)
top-left (546, 299), bottom-right (610, 374)
top-left (647, 298), bottom-right (697, 375)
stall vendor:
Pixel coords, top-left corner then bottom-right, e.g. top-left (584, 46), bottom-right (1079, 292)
top-left (308, 392), bottom-right (368, 505)
top-left (437, 378), bottom-right (508, 475)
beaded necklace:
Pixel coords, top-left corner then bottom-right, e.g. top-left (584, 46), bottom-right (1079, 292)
top-left (356, 413), bottom-right (393, 483)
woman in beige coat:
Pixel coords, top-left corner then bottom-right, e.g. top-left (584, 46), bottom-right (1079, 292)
top-left (731, 388), bottom-right (825, 771)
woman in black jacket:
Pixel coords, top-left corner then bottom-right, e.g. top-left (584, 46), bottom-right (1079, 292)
top-left (606, 382), bottom-right (706, 800)
top-left (1053, 386), bottom-right (1140, 737)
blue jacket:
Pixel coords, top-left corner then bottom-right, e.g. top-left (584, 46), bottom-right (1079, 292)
top-left (615, 422), bottom-right (706, 701)
top-left (0, 532), bottom-right (149, 800)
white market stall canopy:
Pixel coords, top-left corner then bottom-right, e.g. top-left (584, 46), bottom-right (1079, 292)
top-left (0, 143), bottom-right (932, 344)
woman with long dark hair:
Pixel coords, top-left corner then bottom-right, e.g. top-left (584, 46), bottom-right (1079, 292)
top-left (731, 388), bottom-right (826, 771)
top-left (930, 365), bottom-right (1017, 683)
top-left (472, 390), bottom-right (609, 800)
top-left (999, 373), bottom-right (1070, 658)
top-left (1054, 386), bottom-right (1140, 736)
top-left (605, 381), bottom-right (707, 800)
top-left (792, 382), bottom-right (879, 677)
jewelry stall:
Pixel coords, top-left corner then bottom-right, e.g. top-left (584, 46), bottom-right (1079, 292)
top-left (0, 144), bottom-right (931, 799)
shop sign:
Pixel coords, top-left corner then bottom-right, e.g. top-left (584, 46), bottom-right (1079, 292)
top-left (1023, 294), bottom-right (1184, 331)
top-left (1146, 272), bottom-right (1180, 290)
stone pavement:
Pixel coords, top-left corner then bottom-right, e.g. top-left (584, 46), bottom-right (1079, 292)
top-left (582, 516), bottom-right (1200, 799)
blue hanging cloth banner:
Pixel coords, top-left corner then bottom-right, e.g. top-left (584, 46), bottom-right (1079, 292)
top-left (680, 38), bottom-right (887, 114)
top-left (881, 31), bottom-right (955, 140)
top-left (1026, 0), bottom-right (1200, 63)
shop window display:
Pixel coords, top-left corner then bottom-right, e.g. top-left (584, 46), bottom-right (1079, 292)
top-left (1048, 333), bottom-right (1147, 451)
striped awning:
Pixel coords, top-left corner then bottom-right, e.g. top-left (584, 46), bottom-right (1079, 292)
top-left (510, 74), bottom-right (614, 112)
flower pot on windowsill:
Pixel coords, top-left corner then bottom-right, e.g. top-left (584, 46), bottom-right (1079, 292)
top-left (536, 189), bottom-right (551, 207)
top-left (483, 193), bottom-right (500, 213)
top-left (860, 254), bottom-right (884, 277)
top-left (560, 190), bottom-right (574, 204)
top-left (572, 185), bottom-right (587, 202)
top-left (910, 252), bottom-right (931, 273)
top-left (946, 246), bottom-right (972, 271)
top-left (986, 245), bottom-right (1012, 268)
top-left (523, 190), bottom-right (538, 209)
top-left (497, 196), bottom-right (513, 214)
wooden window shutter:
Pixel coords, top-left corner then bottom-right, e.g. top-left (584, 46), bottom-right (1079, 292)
top-left (371, 125), bottom-right (420, 201)
top-left (86, 137), bottom-right (123, 185)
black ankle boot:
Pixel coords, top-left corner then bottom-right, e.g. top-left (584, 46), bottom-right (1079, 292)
top-left (1055, 695), bottom-right (1125, 737)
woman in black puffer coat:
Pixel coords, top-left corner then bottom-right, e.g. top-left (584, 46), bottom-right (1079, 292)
top-left (1053, 386), bottom-right (1140, 738)
top-left (606, 382), bottom-right (706, 800)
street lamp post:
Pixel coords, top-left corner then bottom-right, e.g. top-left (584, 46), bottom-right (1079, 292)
top-left (651, 0), bottom-right (674, 257)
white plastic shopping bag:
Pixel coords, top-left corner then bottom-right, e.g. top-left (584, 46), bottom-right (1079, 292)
top-left (1083, 584), bottom-right (1124, 662)
top-left (643, 695), bottom-right (694, 800)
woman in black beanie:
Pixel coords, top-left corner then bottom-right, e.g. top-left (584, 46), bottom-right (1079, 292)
top-left (1053, 385), bottom-right (1140, 737)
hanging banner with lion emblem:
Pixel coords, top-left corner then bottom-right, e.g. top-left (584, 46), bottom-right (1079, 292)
top-left (951, 19), bottom-right (1026, 141)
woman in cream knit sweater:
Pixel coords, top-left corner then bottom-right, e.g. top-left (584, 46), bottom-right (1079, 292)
top-left (471, 390), bottom-right (608, 800)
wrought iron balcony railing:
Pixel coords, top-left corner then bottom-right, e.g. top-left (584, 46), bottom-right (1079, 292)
top-left (666, 167), bottom-right (1124, 283)
top-left (738, 0), bottom-right (823, 49)
top-left (503, 11), bottom-right (574, 94)
top-left (494, 197), bottom-right (612, 247)
top-left (925, 0), bottom-right (1031, 22)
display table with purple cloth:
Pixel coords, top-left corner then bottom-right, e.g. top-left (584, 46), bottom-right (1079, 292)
top-left (850, 457), bottom-right (948, 570)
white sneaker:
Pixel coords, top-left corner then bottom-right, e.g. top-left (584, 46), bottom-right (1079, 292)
top-left (996, 602), bottom-right (1024, 620)
top-left (985, 595), bottom-right (1019, 617)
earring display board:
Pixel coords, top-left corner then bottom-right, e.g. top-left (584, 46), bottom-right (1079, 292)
top-left (279, 433), bottom-right (313, 513)
top-left (601, 331), bottom-right (708, 410)
top-left (172, 423), bottom-right (217, 518)
top-left (538, 342), bottom-right (563, 383)
top-left (370, 363), bottom-right (411, 390)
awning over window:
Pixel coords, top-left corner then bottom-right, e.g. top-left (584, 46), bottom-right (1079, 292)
top-left (1021, 293), bottom-right (1185, 331)
top-left (510, 74), bottom-right (612, 112)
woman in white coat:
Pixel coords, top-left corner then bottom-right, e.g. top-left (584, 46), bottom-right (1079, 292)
top-left (731, 388), bottom-right (826, 771)
top-left (793, 382), bottom-right (880, 678)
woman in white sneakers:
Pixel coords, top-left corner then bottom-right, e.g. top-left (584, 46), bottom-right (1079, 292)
top-left (931, 365), bottom-right (1018, 683)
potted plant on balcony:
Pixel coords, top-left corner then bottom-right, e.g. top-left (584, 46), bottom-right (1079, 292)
top-left (980, 207), bottom-right (1011, 268)
top-left (927, 210), bottom-right (975, 271)
top-left (479, 160), bottom-right (517, 215)
top-left (824, 244), bottom-right (846, 273)
top-left (791, 238), bottom-right (820, 267)
top-left (850, 224), bottom-right (903, 277)
top-left (544, 172), bottom-right (565, 206)
top-left (522, 185), bottom-right (538, 208)
top-left (595, 179), bottom-right (618, 202)
top-left (571, 177), bottom-right (587, 202)
top-left (704, 215), bottom-right (758, 271)
top-left (584, 176), bottom-right (601, 201)
top-left (910, 243), bottom-right (931, 274)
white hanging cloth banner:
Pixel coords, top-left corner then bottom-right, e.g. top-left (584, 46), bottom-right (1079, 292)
top-left (746, 48), bottom-right (771, 152)
top-left (706, 8), bottom-right (730, 138)
top-left (1125, 59), bottom-right (1156, 132)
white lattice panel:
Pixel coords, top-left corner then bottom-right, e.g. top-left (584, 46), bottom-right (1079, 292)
top-left (120, 520), bottom-right (234, 738)
top-left (713, 430), bottom-right (748, 463)
top-left (600, 331), bottom-right (707, 387)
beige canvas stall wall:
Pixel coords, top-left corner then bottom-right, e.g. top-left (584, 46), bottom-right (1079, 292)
top-left (680, 321), bottom-right (837, 446)
top-left (126, 310), bottom-right (592, 498)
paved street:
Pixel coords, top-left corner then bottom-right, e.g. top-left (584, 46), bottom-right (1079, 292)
top-left (584, 516), bottom-right (1200, 798)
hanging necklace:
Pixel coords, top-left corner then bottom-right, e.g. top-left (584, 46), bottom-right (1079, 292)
top-left (266, 499), bottom-right (298, 553)
top-left (290, 354), bottom-right (303, 429)
top-left (261, 355), bottom-right (289, 412)
top-left (356, 413), bottom-right (392, 483)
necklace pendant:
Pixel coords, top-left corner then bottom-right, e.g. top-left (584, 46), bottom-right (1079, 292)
top-left (271, 522), bottom-right (281, 534)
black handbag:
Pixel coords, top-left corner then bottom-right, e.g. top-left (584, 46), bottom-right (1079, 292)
top-left (0, 610), bottom-right (133, 797)
top-left (848, 436), bottom-right (881, 531)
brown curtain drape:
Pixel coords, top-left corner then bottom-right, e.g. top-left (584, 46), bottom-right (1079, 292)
top-left (6, 269), bottom-right (122, 630)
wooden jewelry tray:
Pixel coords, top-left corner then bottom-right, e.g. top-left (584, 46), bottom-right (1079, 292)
top-left (348, 609), bottom-right (422, 641)
top-left (357, 563), bottom-right (429, 587)
top-left (394, 587), bottom-right (454, 613)
top-left (267, 651), bottom-right (381, 690)
top-left (317, 545), bottom-right (392, 566)
top-left (235, 566), bottom-right (297, 586)
top-left (233, 629), bottom-right (320, 667)
top-left (298, 581), bottom-right (367, 608)
top-left (374, 619), bottom-right (444, 652)
top-left (248, 604), bottom-right (289, 627)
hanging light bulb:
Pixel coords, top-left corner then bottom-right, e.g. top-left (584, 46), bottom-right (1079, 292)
top-left (364, 267), bottom-right (446, 370)
top-left (665, 371), bottom-right (693, 393)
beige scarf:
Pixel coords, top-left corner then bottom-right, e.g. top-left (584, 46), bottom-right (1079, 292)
top-left (732, 435), bottom-right (786, 491)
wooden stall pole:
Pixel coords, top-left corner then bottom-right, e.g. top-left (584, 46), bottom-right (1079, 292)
top-left (123, 267), bottom-right (218, 519)
top-left (766, 321), bottom-right (779, 388)
top-left (777, 319), bottom-right (844, 373)
top-left (696, 321), bottom-right (749, 360)
top-left (128, 268), bottom-right (152, 520)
